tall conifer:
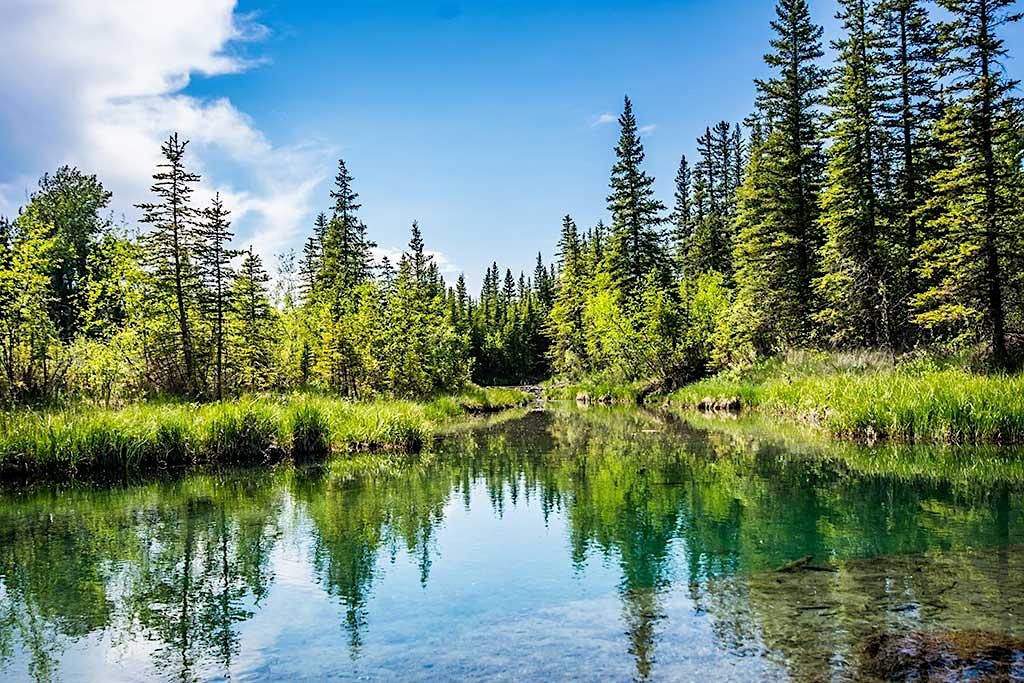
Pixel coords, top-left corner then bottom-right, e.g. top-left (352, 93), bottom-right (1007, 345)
top-left (605, 96), bottom-right (667, 299)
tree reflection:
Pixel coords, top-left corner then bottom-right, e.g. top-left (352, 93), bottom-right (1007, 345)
top-left (0, 475), bottom-right (283, 682)
top-left (0, 407), bottom-right (1022, 681)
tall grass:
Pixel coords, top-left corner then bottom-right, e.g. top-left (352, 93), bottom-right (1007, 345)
top-left (543, 376), bottom-right (644, 404)
top-left (666, 350), bottom-right (1024, 444)
top-left (0, 387), bottom-right (530, 480)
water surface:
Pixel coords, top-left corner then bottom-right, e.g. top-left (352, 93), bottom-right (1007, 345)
top-left (1, 406), bottom-right (1022, 681)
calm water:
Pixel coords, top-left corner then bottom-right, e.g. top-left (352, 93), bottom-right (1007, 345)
top-left (1, 406), bottom-right (1022, 681)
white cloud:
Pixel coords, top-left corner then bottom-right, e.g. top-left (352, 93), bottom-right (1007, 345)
top-left (0, 0), bottom-right (329, 265)
top-left (371, 246), bottom-right (459, 277)
top-left (590, 112), bottom-right (616, 127)
top-left (638, 124), bottom-right (658, 136)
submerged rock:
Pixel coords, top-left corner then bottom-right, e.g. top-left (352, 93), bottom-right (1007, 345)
top-left (860, 630), bottom-right (1024, 681)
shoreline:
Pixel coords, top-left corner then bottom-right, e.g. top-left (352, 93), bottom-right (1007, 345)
top-left (0, 387), bottom-right (532, 484)
top-left (545, 352), bottom-right (1024, 445)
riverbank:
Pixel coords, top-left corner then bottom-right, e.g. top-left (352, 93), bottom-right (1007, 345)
top-left (663, 351), bottom-right (1024, 444)
top-left (0, 386), bottom-right (531, 481)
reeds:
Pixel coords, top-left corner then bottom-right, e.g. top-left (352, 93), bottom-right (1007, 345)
top-left (667, 352), bottom-right (1024, 444)
top-left (0, 387), bottom-right (530, 480)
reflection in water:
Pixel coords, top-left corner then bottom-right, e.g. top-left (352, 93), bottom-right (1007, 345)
top-left (0, 406), bottom-right (1021, 681)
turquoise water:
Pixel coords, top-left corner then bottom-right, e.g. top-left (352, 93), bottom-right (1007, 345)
top-left (0, 406), bottom-right (1022, 681)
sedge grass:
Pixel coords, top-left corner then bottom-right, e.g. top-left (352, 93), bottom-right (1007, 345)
top-left (0, 386), bottom-right (530, 480)
top-left (667, 351), bottom-right (1024, 444)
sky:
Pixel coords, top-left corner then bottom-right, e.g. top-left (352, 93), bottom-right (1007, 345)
top-left (1, 0), bottom-right (1022, 291)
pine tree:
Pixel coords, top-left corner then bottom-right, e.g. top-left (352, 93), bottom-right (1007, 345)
top-left (547, 215), bottom-right (588, 375)
top-left (195, 193), bottom-right (238, 399)
top-left (231, 247), bottom-right (275, 391)
top-left (533, 253), bottom-right (554, 310)
top-left (878, 0), bottom-right (940, 303)
top-left (915, 0), bottom-right (1023, 359)
top-left (605, 96), bottom-right (667, 300)
top-left (732, 0), bottom-right (827, 351)
top-left (299, 212), bottom-right (327, 302)
top-left (815, 0), bottom-right (897, 348)
top-left (669, 154), bottom-right (693, 278)
top-left (136, 133), bottom-right (203, 394)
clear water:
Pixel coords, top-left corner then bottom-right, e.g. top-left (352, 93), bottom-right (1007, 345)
top-left (1, 406), bottom-right (1022, 681)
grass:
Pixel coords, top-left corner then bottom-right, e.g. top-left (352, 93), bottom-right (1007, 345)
top-left (0, 386), bottom-right (531, 481)
top-left (543, 376), bottom-right (644, 404)
top-left (664, 350), bottom-right (1024, 444)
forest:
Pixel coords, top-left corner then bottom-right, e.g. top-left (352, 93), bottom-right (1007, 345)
top-left (1, 0), bottom-right (1022, 409)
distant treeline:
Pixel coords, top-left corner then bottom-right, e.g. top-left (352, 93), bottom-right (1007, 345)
top-left (1, 0), bottom-right (1022, 405)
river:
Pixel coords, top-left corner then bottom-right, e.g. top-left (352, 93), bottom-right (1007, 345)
top-left (0, 405), bottom-right (1021, 681)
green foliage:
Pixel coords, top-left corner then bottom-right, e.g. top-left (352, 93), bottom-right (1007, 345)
top-left (0, 387), bottom-right (529, 481)
top-left (605, 96), bottom-right (668, 299)
top-left (136, 133), bottom-right (205, 396)
top-left (3, 0), bottom-right (1024, 435)
top-left (731, 0), bottom-right (827, 354)
top-left (230, 248), bottom-right (276, 392)
top-left (913, 0), bottom-right (1023, 358)
top-left (815, 0), bottom-right (902, 349)
top-left (668, 350), bottom-right (1024, 443)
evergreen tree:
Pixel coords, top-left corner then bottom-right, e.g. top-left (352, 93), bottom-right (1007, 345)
top-left (533, 253), bottom-right (554, 310)
top-left (195, 193), bottom-right (238, 400)
top-left (878, 0), bottom-right (940, 304)
top-left (669, 154), bottom-right (693, 278)
top-left (547, 215), bottom-right (588, 375)
top-left (815, 0), bottom-right (898, 348)
top-left (732, 0), bottom-right (827, 352)
top-left (231, 247), bottom-right (275, 391)
top-left (605, 96), bottom-right (668, 299)
top-left (915, 0), bottom-right (1023, 359)
top-left (501, 268), bottom-right (516, 322)
top-left (299, 212), bottom-right (327, 302)
top-left (322, 160), bottom-right (375, 299)
top-left (686, 122), bottom-right (742, 280)
top-left (136, 133), bottom-right (203, 394)
top-left (383, 223), bottom-right (469, 395)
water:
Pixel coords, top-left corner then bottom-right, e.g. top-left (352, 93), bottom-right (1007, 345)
top-left (1, 406), bottom-right (1022, 681)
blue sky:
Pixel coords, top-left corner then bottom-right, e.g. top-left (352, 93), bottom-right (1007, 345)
top-left (2, 0), bottom-right (1022, 290)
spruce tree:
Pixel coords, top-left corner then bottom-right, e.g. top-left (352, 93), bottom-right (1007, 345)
top-left (878, 0), bottom-right (940, 303)
top-left (299, 212), bottom-right (327, 303)
top-left (605, 96), bottom-right (667, 300)
top-left (687, 121), bottom-right (741, 280)
top-left (322, 160), bottom-right (375, 299)
top-left (915, 0), bottom-right (1023, 359)
top-left (815, 0), bottom-right (897, 348)
top-left (533, 253), bottom-right (554, 310)
top-left (669, 155), bottom-right (693, 278)
top-left (547, 215), bottom-right (588, 375)
top-left (136, 133), bottom-right (203, 394)
top-left (231, 247), bottom-right (275, 391)
top-left (195, 193), bottom-right (238, 400)
top-left (732, 0), bottom-right (826, 351)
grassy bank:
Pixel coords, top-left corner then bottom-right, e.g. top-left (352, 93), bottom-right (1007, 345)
top-left (0, 387), bottom-right (531, 481)
top-left (665, 351), bottom-right (1024, 444)
top-left (543, 377), bottom-right (644, 404)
